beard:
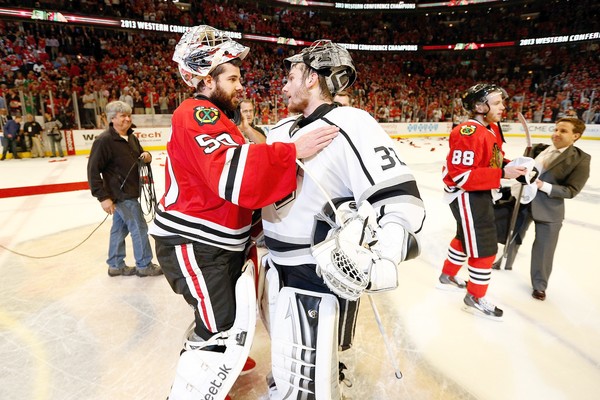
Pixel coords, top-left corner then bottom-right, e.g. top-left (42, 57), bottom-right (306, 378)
top-left (287, 85), bottom-right (310, 114)
top-left (211, 84), bottom-right (239, 113)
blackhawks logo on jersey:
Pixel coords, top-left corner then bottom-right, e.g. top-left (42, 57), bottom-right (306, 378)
top-left (194, 106), bottom-right (220, 126)
top-left (489, 143), bottom-right (504, 168)
top-left (460, 124), bottom-right (477, 136)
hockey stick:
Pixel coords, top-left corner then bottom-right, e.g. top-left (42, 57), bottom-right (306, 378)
top-left (493, 112), bottom-right (532, 270)
top-left (296, 158), bottom-right (403, 379)
top-left (368, 294), bottom-right (403, 379)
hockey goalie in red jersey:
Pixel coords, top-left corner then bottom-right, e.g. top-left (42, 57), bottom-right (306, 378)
top-left (149, 25), bottom-right (338, 400)
top-left (438, 83), bottom-right (526, 321)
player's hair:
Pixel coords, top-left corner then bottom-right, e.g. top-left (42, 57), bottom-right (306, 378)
top-left (196, 58), bottom-right (243, 91)
top-left (557, 117), bottom-right (586, 136)
top-left (293, 62), bottom-right (333, 102)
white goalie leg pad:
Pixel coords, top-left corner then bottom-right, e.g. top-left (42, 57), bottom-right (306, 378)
top-left (169, 260), bottom-right (257, 400)
top-left (258, 256), bottom-right (280, 335)
top-left (271, 287), bottom-right (341, 400)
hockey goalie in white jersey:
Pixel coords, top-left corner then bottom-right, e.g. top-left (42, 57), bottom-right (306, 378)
top-left (261, 40), bottom-right (426, 399)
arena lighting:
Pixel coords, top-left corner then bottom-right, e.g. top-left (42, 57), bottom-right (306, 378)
top-left (422, 40), bottom-right (515, 50)
top-left (519, 32), bottom-right (600, 46)
top-left (273, 0), bottom-right (504, 10)
top-left (418, 0), bottom-right (503, 7)
top-left (1, 7), bottom-right (599, 53)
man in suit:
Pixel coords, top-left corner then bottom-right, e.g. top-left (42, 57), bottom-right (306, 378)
top-left (520, 117), bottom-right (591, 301)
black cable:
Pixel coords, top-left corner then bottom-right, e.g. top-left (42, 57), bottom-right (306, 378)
top-left (139, 159), bottom-right (158, 221)
top-left (1, 155), bottom-right (158, 259)
top-left (0, 214), bottom-right (109, 259)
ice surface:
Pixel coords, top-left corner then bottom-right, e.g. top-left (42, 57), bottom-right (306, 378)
top-left (1, 136), bottom-right (599, 399)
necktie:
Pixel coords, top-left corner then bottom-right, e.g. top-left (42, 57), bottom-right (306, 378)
top-left (544, 149), bottom-right (560, 169)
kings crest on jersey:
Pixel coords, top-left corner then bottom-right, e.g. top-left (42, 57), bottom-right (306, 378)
top-left (261, 103), bottom-right (425, 267)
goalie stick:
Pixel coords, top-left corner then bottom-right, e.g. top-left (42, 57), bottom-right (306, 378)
top-left (493, 112), bottom-right (532, 270)
top-left (296, 158), bottom-right (403, 380)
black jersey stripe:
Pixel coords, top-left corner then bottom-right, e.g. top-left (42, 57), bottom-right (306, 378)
top-left (366, 181), bottom-right (422, 205)
top-left (224, 147), bottom-right (242, 201)
top-left (265, 236), bottom-right (311, 254)
top-left (322, 116), bottom-right (375, 185)
top-left (155, 209), bottom-right (249, 240)
top-left (153, 218), bottom-right (247, 248)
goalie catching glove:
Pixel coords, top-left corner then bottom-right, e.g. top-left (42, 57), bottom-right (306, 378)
top-left (311, 200), bottom-right (419, 301)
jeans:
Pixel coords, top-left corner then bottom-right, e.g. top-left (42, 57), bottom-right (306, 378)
top-left (49, 136), bottom-right (64, 157)
top-left (1, 136), bottom-right (18, 158)
top-left (107, 199), bottom-right (153, 269)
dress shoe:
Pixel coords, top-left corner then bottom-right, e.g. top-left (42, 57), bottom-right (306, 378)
top-left (532, 289), bottom-right (546, 301)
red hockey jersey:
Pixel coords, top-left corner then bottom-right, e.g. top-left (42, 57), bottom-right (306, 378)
top-left (149, 97), bottom-right (297, 251)
top-left (443, 119), bottom-right (506, 198)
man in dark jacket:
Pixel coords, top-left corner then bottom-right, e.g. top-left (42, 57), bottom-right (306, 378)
top-left (87, 101), bottom-right (161, 277)
top-left (1, 114), bottom-right (22, 160)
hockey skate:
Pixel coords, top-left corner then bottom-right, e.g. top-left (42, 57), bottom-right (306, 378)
top-left (462, 293), bottom-right (503, 321)
top-left (436, 273), bottom-right (466, 292)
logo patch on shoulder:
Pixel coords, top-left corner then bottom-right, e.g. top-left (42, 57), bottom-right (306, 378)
top-left (194, 106), bottom-right (220, 126)
top-left (460, 125), bottom-right (477, 136)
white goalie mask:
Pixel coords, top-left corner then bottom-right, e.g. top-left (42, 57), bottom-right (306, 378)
top-left (173, 25), bottom-right (250, 88)
top-left (284, 40), bottom-right (357, 96)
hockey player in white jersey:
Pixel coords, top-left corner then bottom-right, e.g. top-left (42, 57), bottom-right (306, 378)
top-left (261, 40), bottom-right (426, 399)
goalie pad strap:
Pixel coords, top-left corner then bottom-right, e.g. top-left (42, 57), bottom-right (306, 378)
top-left (271, 287), bottom-right (341, 400)
top-left (258, 255), bottom-right (280, 335)
top-left (169, 260), bottom-right (257, 400)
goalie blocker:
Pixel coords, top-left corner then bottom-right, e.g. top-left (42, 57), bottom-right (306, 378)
top-left (168, 260), bottom-right (257, 400)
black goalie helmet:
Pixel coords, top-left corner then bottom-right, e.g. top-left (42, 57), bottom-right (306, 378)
top-left (461, 83), bottom-right (508, 113)
top-left (284, 40), bottom-right (357, 96)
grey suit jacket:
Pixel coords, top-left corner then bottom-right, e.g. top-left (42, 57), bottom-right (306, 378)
top-left (526, 143), bottom-right (591, 222)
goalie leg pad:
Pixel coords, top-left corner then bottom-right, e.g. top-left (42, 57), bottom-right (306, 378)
top-left (169, 260), bottom-right (257, 400)
top-left (271, 287), bottom-right (341, 400)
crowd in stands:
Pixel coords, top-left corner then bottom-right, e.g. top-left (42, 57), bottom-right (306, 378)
top-left (0, 0), bottom-right (599, 130)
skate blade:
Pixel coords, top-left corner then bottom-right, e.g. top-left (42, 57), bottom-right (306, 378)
top-left (435, 282), bottom-right (466, 293)
top-left (461, 305), bottom-right (504, 322)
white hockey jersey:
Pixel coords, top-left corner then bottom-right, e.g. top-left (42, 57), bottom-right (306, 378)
top-left (262, 103), bottom-right (425, 266)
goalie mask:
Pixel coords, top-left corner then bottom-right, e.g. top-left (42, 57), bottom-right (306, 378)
top-left (173, 25), bottom-right (249, 88)
top-left (461, 83), bottom-right (508, 114)
top-left (284, 40), bottom-right (357, 96)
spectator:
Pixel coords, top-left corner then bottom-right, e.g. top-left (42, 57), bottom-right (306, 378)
top-left (1, 114), bottom-right (22, 160)
top-left (237, 99), bottom-right (266, 143)
top-left (81, 87), bottom-right (96, 128)
top-left (87, 100), bottom-right (162, 277)
top-left (333, 90), bottom-right (352, 106)
top-left (44, 112), bottom-right (64, 157)
top-left (23, 113), bottom-right (45, 158)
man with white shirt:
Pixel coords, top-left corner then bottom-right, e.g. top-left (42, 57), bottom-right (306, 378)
top-left (518, 117), bottom-right (591, 301)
